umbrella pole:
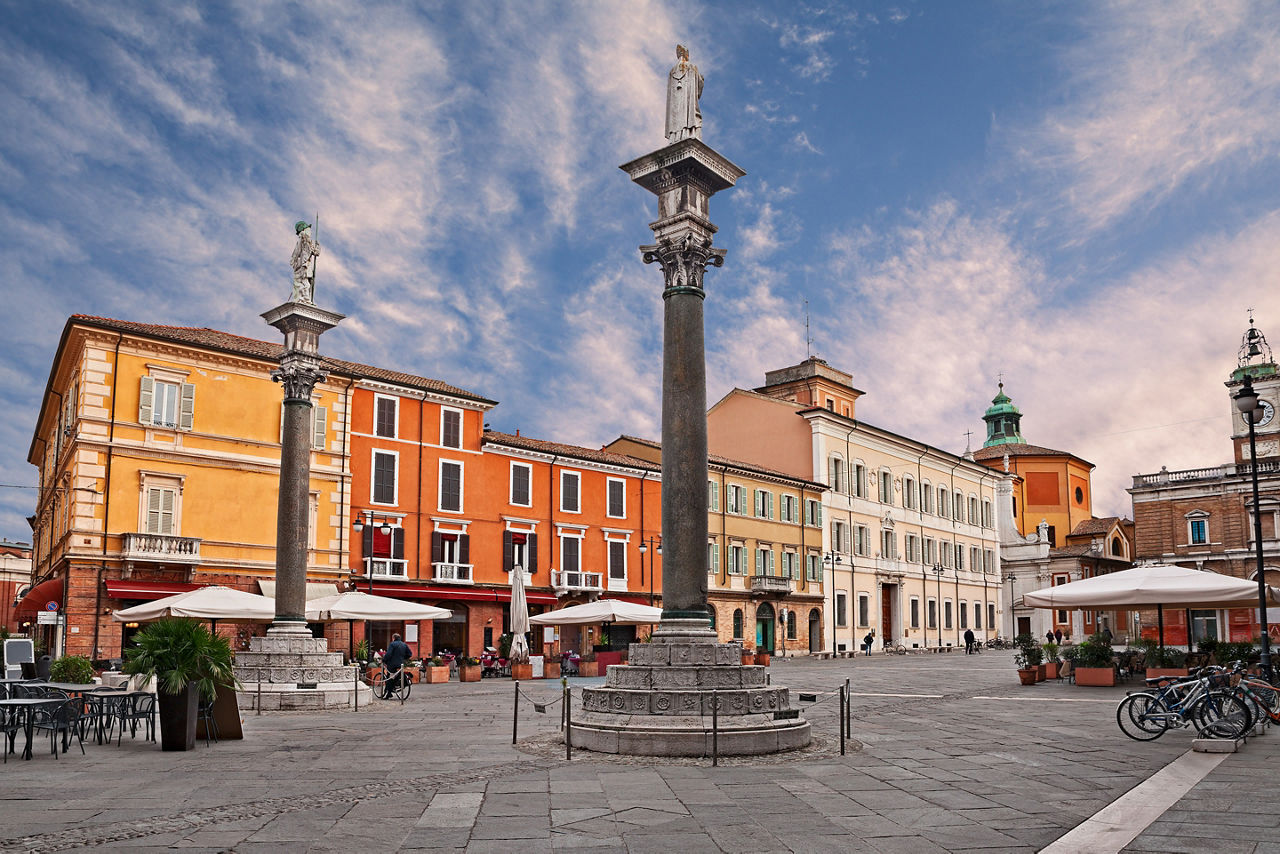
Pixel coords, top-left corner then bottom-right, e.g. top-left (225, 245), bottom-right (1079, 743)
top-left (1157, 604), bottom-right (1164, 661)
top-left (1185, 608), bottom-right (1193, 651)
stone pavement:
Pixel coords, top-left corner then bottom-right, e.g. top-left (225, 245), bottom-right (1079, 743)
top-left (0, 651), bottom-right (1274, 852)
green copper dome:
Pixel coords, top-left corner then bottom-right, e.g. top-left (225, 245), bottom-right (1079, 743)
top-left (982, 383), bottom-right (1024, 447)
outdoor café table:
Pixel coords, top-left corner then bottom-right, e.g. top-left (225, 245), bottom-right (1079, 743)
top-left (0, 698), bottom-right (61, 760)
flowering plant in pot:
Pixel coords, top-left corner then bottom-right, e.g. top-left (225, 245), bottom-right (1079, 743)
top-left (123, 618), bottom-right (236, 751)
top-left (459, 656), bottom-right (482, 682)
top-left (1013, 634), bottom-right (1043, 686)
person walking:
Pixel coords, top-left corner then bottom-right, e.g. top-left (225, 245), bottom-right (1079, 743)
top-left (963, 628), bottom-right (976, 654)
top-left (1054, 628), bottom-right (1063, 645)
top-left (1046, 630), bottom-right (1055, 644)
top-left (862, 629), bottom-right (875, 656)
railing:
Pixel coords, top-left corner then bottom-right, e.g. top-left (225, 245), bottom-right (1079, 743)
top-left (552, 570), bottom-right (602, 592)
top-left (367, 558), bottom-right (407, 578)
top-left (432, 563), bottom-right (473, 584)
top-left (121, 533), bottom-right (201, 564)
top-left (1133, 460), bottom-right (1280, 487)
top-left (750, 574), bottom-right (793, 595)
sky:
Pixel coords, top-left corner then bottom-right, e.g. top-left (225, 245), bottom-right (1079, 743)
top-left (2, 0), bottom-right (1278, 539)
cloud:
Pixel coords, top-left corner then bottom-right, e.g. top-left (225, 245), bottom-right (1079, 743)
top-left (791, 131), bottom-right (822, 154)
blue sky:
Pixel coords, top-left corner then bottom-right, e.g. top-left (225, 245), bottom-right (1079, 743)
top-left (2, 1), bottom-right (1277, 539)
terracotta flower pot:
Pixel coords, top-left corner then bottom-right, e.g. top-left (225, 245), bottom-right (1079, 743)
top-left (1075, 666), bottom-right (1116, 687)
top-left (511, 663), bottom-right (533, 680)
top-left (755, 653), bottom-right (771, 666)
top-left (544, 662), bottom-right (560, 679)
top-left (577, 660), bottom-right (598, 678)
top-left (741, 652), bottom-right (756, 665)
top-left (1044, 661), bottom-right (1059, 680)
top-left (1035, 664), bottom-right (1047, 682)
top-left (424, 666), bottom-right (450, 684)
top-left (459, 665), bottom-right (482, 683)
top-left (1018, 668), bottom-right (1038, 686)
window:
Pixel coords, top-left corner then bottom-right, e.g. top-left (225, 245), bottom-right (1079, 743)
top-left (733, 609), bottom-right (744, 639)
top-left (608, 540), bottom-right (626, 584)
top-left (955, 545), bottom-right (964, 571)
top-left (754, 547), bottom-right (775, 576)
top-left (835, 592), bottom-right (848, 627)
top-left (969, 496), bottom-right (979, 523)
top-left (805, 499), bottom-right (822, 526)
top-left (787, 611), bottom-right (797, 640)
top-left (502, 531), bottom-right (537, 574)
top-left (780, 494), bottom-right (797, 522)
top-left (144, 486), bottom-right (176, 535)
top-left (607, 478), bottom-right (626, 518)
top-left (1188, 513), bottom-right (1209, 546)
top-left (928, 599), bottom-right (937, 629)
top-left (903, 477), bottom-right (916, 510)
top-left (367, 524), bottom-right (408, 577)
top-left (983, 549), bottom-right (994, 573)
top-left (904, 534), bottom-right (919, 563)
top-left (825, 397), bottom-right (834, 411)
top-left (372, 451), bottom-right (397, 505)
top-left (441, 408), bottom-right (462, 449)
top-left (708, 480), bottom-right (720, 512)
top-left (987, 603), bottom-right (996, 629)
top-left (959, 601), bottom-right (968, 629)
top-left (938, 487), bottom-right (948, 518)
top-left (855, 525), bottom-right (871, 556)
top-left (880, 530), bottom-right (896, 559)
top-left (560, 535), bottom-right (581, 574)
top-left (707, 541), bottom-right (719, 574)
top-left (853, 464), bottom-right (866, 498)
top-left (954, 490), bottom-right (964, 521)
top-left (439, 460), bottom-right (462, 512)
top-left (832, 521), bottom-right (848, 554)
top-left (510, 463), bottom-right (532, 506)
top-left (828, 456), bottom-right (845, 493)
top-left (1046, 525), bottom-right (1057, 547)
top-left (974, 601), bottom-right (982, 629)
top-left (944, 599), bottom-right (953, 630)
top-left (982, 500), bottom-right (992, 528)
top-left (971, 546), bottom-right (981, 572)
top-left (941, 541), bottom-right (952, 568)
top-left (910, 597), bottom-right (920, 628)
top-left (139, 376), bottom-right (194, 430)
top-left (1111, 536), bottom-right (1124, 557)
top-left (857, 594), bottom-right (869, 627)
top-left (374, 396), bottom-right (397, 438)
top-left (727, 484), bottom-right (746, 514)
top-left (806, 553), bottom-right (821, 582)
top-left (923, 538), bottom-right (936, 565)
top-left (922, 481), bottom-right (933, 514)
top-left (879, 471), bottom-right (892, 503)
top-left (728, 544), bottom-right (745, 575)
top-left (560, 471), bottom-right (581, 513)
top-left (754, 489), bottom-right (773, 519)
top-left (781, 550), bottom-right (798, 578)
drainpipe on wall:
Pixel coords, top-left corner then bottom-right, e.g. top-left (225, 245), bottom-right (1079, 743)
top-left (92, 334), bottom-right (123, 659)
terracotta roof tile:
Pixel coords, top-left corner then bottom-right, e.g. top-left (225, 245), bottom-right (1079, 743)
top-left (972, 442), bottom-right (1093, 467)
top-left (483, 431), bottom-right (661, 471)
top-left (615, 435), bottom-right (828, 488)
top-left (72, 315), bottom-right (495, 404)
top-left (1070, 517), bottom-right (1121, 536)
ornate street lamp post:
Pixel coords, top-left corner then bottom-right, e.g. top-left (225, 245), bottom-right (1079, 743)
top-left (1234, 374), bottom-right (1274, 681)
top-left (824, 551), bottom-right (841, 654)
top-left (931, 564), bottom-right (945, 648)
top-left (637, 536), bottom-right (662, 608)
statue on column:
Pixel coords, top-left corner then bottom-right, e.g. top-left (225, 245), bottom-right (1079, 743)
top-left (290, 220), bottom-right (321, 304)
top-left (665, 45), bottom-right (703, 143)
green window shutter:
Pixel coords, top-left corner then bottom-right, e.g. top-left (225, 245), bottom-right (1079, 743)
top-left (313, 406), bottom-right (327, 450)
top-left (178, 383), bottom-right (195, 431)
top-left (138, 376), bottom-right (154, 425)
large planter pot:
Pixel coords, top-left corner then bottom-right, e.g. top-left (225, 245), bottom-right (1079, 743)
top-left (1145, 667), bottom-right (1189, 681)
top-left (755, 653), bottom-right (771, 667)
top-left (158, 683), bottom-right (199, 752)
top-left (741, 652), bottom-right (756, 665)
top-left (1044, 661), bottom-right (1059, 680)
top-left (511, 663), bottom-right (533, 680)
top-left (577, 660), bottom-right (599, 678)
top-left (424, 666), bottom-right (450, 684)
top-left (459, 665), bottom-right (482, 683)
top-left (544, 661), bottom-right (561, 680)
top-left (1075, 666), bottom-right (1116, 687)
top-left (1018, 668), bottom-right (1038, 686)
top-left (1035, 664), bottom-right (1047, 682)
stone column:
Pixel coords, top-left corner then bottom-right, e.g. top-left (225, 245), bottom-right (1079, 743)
top-left (622, 139), bottom-right (744, 639)
top-left (262, 302), bottom-right (345, 635)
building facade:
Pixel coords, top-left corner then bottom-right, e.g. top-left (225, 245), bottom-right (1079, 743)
top-left (1129, 318), bottom-right (1280, 645)
top-left (2, 540), bottom-right (33, 636)
top-left (708, 358), bottom-right (1003, 654)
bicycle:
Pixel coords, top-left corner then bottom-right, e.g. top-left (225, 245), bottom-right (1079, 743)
top-left (1116, 669), bottom-right (1252, 741)
top-left (370, 665), bottom-right (412, 702)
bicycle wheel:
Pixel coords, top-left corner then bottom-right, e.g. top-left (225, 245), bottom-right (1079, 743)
top-left (369, 669), bottom-right (387, 699)
top-left (1193, 692), bottom-right (1253, 739)
top-left (1117, 694), bottom-right (1170, 741)
top-left (1242, 678), bottom-right (1280, 718)
top-left (393, 674), bottom-right (411, 701)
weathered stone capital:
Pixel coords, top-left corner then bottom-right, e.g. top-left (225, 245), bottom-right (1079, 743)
top-left (640, 235), bottom-right (727, 298)
top-left (272, 354), bottom-right (328, 404)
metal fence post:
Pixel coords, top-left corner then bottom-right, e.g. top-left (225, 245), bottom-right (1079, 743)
top-left (839, 685), bottom-right (846, 755)
top-left (712, 690), bottom-right (719, 767)
top-left (256, 666), bottom-right (262, 716)
top-left (564, 683), bottom-right (572, 761)
top-left (845, 677), bottom-right (851, 739)
top-left (512, 680), bottom-right (520, 745)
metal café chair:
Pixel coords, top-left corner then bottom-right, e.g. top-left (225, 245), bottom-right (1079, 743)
top-left (0, 705), bottom-right (21, 763)
top-left (32, 697), bottom-right (85, 758)
top-left (117, 693), bottom-right (157, 745)
top-left (197, 696), bottom-right (218, 746)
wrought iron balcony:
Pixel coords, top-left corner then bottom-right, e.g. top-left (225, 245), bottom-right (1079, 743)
top-left (750, 574), bottom-right (793, 595)
top-left (432, 563), bottom-right (474, 584)
top-left (121, 533), bottom-right (201, 564)
top-left (552, 569), bottom-right (602, 592)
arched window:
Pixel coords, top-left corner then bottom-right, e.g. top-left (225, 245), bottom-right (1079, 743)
top-left (708, 608), bottom-right (717, 630)
top-left (1111, 536), bottom-right (1123, 557)
top-left (732, 609), bottom-right (744, 639)
top-left (787, 611), bottom-right (797, 639)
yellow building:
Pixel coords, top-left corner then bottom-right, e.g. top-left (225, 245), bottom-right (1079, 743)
top-left (605, 436), bottom-right (827, 654)
top-left (26, 316), bottom-right (352, 659)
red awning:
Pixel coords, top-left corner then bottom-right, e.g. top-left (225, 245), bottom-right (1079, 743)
top-left (15, 577), bottom-right (65, 614)
top-left (104, 580), bottom-right (202, 601)
top-left (364, 582), bottom-right (559, 605)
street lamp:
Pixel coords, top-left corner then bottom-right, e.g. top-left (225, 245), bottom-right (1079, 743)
top-left (1234, 373), bottom-right (1274, 681)
top-left (931, 564), bottom-right (945, 649)
top-left (352, 513), bottom-right (400, 593)
top-left (824, 551), bottom-right (842, 654)
top-left (638, 536), bottom-right (662, 607)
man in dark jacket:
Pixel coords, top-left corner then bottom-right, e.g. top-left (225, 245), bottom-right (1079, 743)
top-left (384, 633), bottom-right (412, 672)
top-left (963, 628), bottom-right (976, 654)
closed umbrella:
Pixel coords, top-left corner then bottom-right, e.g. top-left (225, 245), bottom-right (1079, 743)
top-left (509, 565), bottom-right (530, 664)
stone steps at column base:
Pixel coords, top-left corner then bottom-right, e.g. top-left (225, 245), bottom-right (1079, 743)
top-left (569, 711), bottom-right (811, 756)
top-left (236, 681), bottom-right (373, 711)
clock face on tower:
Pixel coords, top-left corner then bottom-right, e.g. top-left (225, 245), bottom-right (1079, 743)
top-left (1258, 399), bottom-right (1276, 428)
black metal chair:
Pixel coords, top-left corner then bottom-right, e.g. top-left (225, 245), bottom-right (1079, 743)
top-left (117, 693), bottom-right (156, 745)
top-left (32, 697), bottom-right (85, 758)
top-left (197, 696), bottom-right (218, 746)
top-left (0, 706), bottom-right (21, 764)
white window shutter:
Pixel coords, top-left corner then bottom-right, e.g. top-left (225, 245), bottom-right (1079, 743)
top-left (138, 376), bottom-right (154, 424)
top-left (313, 406), bottom-right (327, 450)
top-left (146, 488), bottom-right (162, 533)
top-left (179, 383), bottom-right (195, 430)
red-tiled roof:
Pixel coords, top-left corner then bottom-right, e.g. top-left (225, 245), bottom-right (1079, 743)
top-left (614, 435), bottom-right (829, 488)
top-left (483, 431), bottom-right (661, 471)
top-left (71, 315), bottom-right (495, 404)
top-left (1070, 516), bottom-right (1126, 537)
top-left (972, 442), bottom-right (1093, 467)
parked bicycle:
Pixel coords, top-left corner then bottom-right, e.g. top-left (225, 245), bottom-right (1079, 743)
top-left (1116, 669), bottom-right (1253, 741)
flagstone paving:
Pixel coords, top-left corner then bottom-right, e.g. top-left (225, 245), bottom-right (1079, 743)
top-left (0, 651), bottom-right (1273, 852)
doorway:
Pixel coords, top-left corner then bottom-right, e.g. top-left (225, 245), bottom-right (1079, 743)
top-left (880, 586), bottom-right (895, 646)
top-left (1016, 615), bottom-right (1031, 637)
top-left (808, 609), bottom-right (821, 653)
top-left (755, 602), bottom-right (776, 653)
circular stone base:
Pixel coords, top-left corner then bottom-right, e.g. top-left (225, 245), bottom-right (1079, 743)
top-left (570, 711), bottom-right (811, 757)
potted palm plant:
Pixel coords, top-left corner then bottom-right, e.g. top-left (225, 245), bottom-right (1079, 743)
top-left (1014, 634), bottom-right (1043, 686)
top-left (123, 618), bottom-right (236, 751)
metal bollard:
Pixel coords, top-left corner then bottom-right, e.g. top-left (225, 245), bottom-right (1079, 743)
top-left (839, 685), bottom-right (846, 755)
top-left (712, 690), bottom-right (719, 767)
top-left (353, 666), bottom-right (359, 712)
top-left (513, 680), bottom-right (520, 745)
top-left (845, 677), bottom-right (851, 738)
top-left (257, 667), bottom-right (262, 716)
top-left (560, 677), bottom-right (568, 732)
top-left (564, 683), bottom-right (572, 761)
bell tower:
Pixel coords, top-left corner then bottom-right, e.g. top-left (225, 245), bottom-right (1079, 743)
top-left (982, 382), bottom-right (1024, 447)
top-left (1229, 314), bottom-right (1280, 464)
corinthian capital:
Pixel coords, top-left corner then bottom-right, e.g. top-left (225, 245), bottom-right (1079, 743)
top-left (271, 354), bottom-right (328, 404)
top-left (640, 235), bottom-right (727, 298)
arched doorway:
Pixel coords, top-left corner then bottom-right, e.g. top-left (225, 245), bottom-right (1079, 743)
top-left (808, 609), bottom-right (821, 653)
top-left (755, 601), bottom-right (775, 653)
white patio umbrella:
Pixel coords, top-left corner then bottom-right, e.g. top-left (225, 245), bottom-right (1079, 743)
top-left (1022, 563), bottom-right (1280, 646)
top-left (529, 600), bottom-right (664, 626)
top-left (509, 565), bottom-right (530, 663)
top-left (112, 585), bottom-right (276, 630)
top-left (305, 591), bottom-right (451, 622)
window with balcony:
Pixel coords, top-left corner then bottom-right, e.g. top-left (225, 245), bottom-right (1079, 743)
top-left (372, 451), bottom-right (397, 505)
top-left (144, 486), bottom-right (177, 535)
top-left (560, 535), bottom-right (580, 573)
top-left (754, 547), bottom-right (775, 576)
top-left (374, 395), bottom-right (398, 438)
top-left (510, 462), bottom-right (532, 507)
top-left (429, 530), bottom-right (469, 581)
top-left (139, 375), bottom-right (194, 431)
top-left (441, 407), bottom-right (462, 449)
top-left (560, 471), bottom-right (580, 513)
top-left (503, 530), bottom-right (537, 574)
top-left (607, 478), bottom-right (626, 518)
top-left (366, 524), bottom-right (407, 578)
top-left (439, 460), bottom-right (462, 512)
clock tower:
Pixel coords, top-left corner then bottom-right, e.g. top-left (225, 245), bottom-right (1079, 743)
top-left (1229, 315), bottom-right (1280, 464)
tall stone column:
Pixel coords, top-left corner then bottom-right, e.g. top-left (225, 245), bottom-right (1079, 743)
top-left (261, 303), bottom-right (345, 633)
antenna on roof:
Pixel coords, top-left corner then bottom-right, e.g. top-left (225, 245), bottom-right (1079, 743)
top-left (804, 299), bottom-right (813, 359)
